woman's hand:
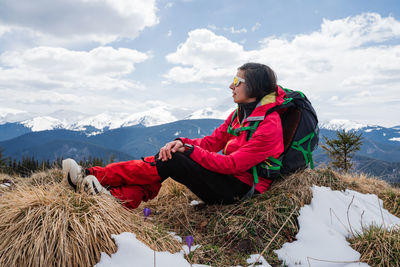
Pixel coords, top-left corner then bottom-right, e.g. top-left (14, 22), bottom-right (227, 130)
top-left (158, 140), bottom-right (185, 161)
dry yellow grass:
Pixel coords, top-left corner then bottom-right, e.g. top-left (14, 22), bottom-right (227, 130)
top-left (349, 226), bottom-right (400, 266)
top-left (0, 170), bottom-right (181, 267)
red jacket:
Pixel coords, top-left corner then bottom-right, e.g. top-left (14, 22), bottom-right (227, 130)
top-left (179, 86), bottom-right (286, 193)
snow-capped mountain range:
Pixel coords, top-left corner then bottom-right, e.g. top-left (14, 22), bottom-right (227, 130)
top-left (0, 105), bottom-right (236, 134)
top-left (319, 119), bottom-right (371, 131)
top-left (1, 107), bottom-right (399, 142)
top-left (319, 120), bottom-right (400, 143)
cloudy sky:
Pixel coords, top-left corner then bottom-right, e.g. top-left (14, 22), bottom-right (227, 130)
top-left (0, 0), bottom-right (399, 126)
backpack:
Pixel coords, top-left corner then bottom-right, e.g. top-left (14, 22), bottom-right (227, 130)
top-left (227, 86), bottom-right (319, 186)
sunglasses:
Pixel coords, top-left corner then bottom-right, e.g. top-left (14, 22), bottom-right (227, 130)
top-left (233, 76), bottom-right (245, 87)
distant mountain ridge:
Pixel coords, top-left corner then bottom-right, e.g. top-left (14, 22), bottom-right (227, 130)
top-left (0, 119), bottom-right (222, 163)
top-left (1, 117), bottom-right (400, 184)
top-left (2, 114), bottom-right (399, 146)
top-left (1, 107), bottom-right (399, 138)
top-left (0, 106), bottom-right (235, 141)
top-left (319, 119), bottom-right (371, 131)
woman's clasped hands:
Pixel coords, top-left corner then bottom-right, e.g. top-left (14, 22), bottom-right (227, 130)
top-left (158, 140), bottom-right (185, 161)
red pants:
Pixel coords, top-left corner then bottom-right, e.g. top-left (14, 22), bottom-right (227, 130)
top-left (87, 156), bottom-right (161, 210)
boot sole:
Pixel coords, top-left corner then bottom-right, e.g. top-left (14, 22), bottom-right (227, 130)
top-left (62, 159), bottom-right (78, 191)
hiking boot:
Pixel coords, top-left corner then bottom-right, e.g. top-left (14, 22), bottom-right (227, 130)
top-left (62, 158), bottom-right (85, 191)
top-left (81, 175), bottom-right (112, 196)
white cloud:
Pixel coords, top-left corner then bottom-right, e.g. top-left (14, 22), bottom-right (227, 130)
top-left (251, 22), bottom-right (261, 32)
top-left (165, 13), bottom-right (400, 125)
top-left (165, 29), bottom-right (246, 83)
top-left (0, 107), bottom-right (25, 114)
top-left (205, 25), bottom-right (247, 34)
top-left (0, 24), bottom-right (11, 37)
top-left (0, 46), bottom-right (149, 93)
top-left (207, 24), bottom-right (217, 30)
top-left (223, 26), bottom-right (247, 34)
top-left (16, 90), bottom-right (82, 105)
top-left (166, 13), bottom-right (400, 88)
top-left (0, 0), bottom-right (159, 45)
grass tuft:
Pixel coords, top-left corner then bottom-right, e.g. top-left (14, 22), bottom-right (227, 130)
top-left (0, 170), bottom-right (181, 267)
top-left (348, 225), bottom-right (400, 266)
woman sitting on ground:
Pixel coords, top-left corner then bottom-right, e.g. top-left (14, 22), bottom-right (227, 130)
top-left (63, 62), bottom-right (285, 209)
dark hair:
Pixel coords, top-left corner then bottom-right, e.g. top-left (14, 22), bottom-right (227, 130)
top-left (238, 63), bottom-right (277, 100)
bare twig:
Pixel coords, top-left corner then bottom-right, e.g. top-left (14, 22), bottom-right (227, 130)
top-left (330, 208), bottom-right (351, 235)
top-left (377, 195), bottom-right (386, 229)
top-left (347, 195), bottom-right (355, 237)
top-left (360, 210), bottom-right (365, 231)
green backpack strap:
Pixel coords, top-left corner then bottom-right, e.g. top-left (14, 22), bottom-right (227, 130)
top-left (290, 130), bottom-right (316, 169)
top-left (252, 166), bottom-right (259, 184)
top-left (266, 156), bottom-right (283, 170)
top-left (227, 109), bottom-right (239, 136)
top-left (245, 121), bottom-right (260, 139)
top-left (257, 156), bottom-right (282, 184)
top-left (280, 86), bottom-right (305, 98)
top-left (252, 157), bottom-right (282, 185)
top-left (227, 109), bottom-right (260, 138)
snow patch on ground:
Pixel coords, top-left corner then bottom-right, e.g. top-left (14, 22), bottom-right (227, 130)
top-left (275, 186), bottom-right (400, 267)
top-left (245, 254), bottom-right (271, 267)
top-left (190, 200), bottom-right (203, 206)
top-left (0, 183), bottom-right (11, 188)
top-left (96, 232), bottom-right (208, 267)
top-left (168, 232), bottom-right (183, 243)
top-left (182, 244), bottom-right (201, 255)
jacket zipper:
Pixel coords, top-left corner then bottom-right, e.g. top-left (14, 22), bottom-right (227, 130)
top-left (223, 139), bottom-right (233, 155)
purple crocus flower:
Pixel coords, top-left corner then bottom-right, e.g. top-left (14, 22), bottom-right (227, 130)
top-left (143, 208), bottom-right (151, 220)
top-left (185, 235), bottom-right (194, 251)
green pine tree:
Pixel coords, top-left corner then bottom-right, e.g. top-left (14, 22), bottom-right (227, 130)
top-left (321, 129), bottom-right (363, 172)
top-left (0, 147), bottom-right (7, 173)
top-left (12, 159), bottom-right (17, 173)
top-left (108, 154), bottom-right (116, 164)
